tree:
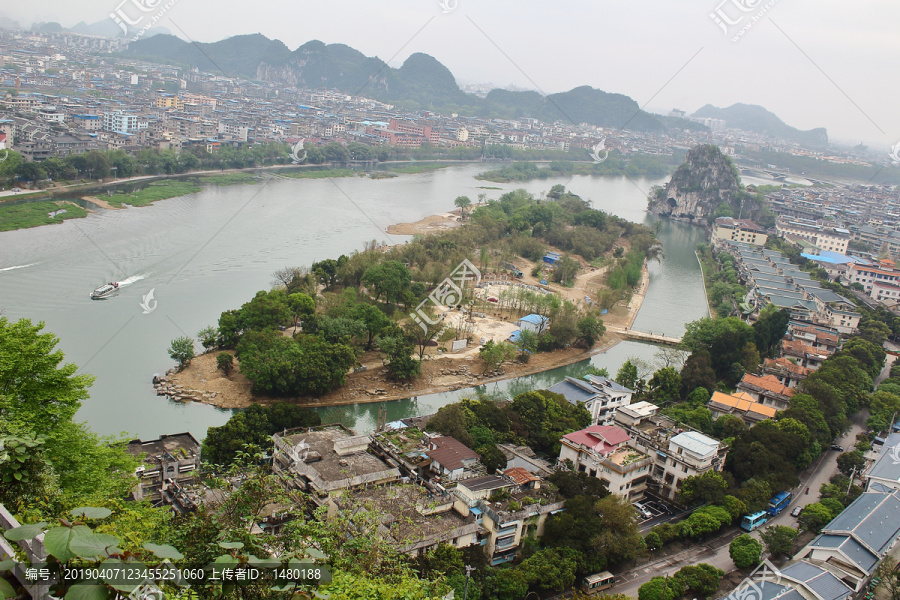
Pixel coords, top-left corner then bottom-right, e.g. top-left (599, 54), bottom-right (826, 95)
top-left (454, 195), bottom-right (472, 218)
top-left (639, 575), bottom-right (686, 600)
top-left (197, 325), bottom-right (218, 352)
top-left (729, 534), bottom-right (762, 569)
top-left (0, 317), bottom-right (93, 435)
top-left (168, 336), bottom-right (195, 369)
top-left (362, 260), bottom-right (411, 305)
top-left (836, 450), bottom-right (865, 477)
top-left (678, 471), bottom-right (729, 505)
top-left (353, 303), bottom-right (391, 350)
top-left (645, 530), bottom-right (662, 551)
top-left (240, 289), bottom-right (291, 331)
top-left (675, 563), bottom-right (724, 597)
top-left (648, 367), bottom-right (682, 405)
top-left (479, 340), bottom-right (517, 373)
top-left (477, 443), bottom-right (507, 474)
top-left (216, 352), bottom-right (234, 376)
top-left (379, 332), bottom-right (421, 381)
top-left (593, 495), bottom-right (645, 564)
top-left (759, 525), bottom-right (797, 558)
top-left (518, 547), bottom-right (578, 593)
top-left (680, 351), bottom-right (718, 397)
top-left (553, 254), bottom-right (580, 286)
top-left (616, 360), bottom-right (639, 390)
top-left (576, 315), bottom-right (606, 347)
top-left (288, 292), bottom-right (316, 329)
top-left (799, 503), bottom-right (835, 534)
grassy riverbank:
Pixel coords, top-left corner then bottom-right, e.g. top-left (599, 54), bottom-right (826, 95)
top-left (0, 200), bottom-right (89, 232)
top-left (105, 179), bottom-right (203, 207)
top-left (387, 163), bottom-right (450, 174)
top-left (476, 156), bottom-right (677, 183)
top-left (277, 168), bottom-right (357, 179)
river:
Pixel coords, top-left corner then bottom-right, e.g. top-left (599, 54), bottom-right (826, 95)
top-left (0, 164), bottom-right (707, 440)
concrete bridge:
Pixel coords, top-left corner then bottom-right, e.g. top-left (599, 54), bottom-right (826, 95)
top-left (607, 325), bottom-right (682, 346)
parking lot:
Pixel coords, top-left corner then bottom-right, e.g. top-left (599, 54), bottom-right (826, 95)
top-left (634, 498), bottom-right (675, 521)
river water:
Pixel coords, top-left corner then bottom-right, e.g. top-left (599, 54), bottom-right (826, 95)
top-left (0, 164), bottom-right (707, 440)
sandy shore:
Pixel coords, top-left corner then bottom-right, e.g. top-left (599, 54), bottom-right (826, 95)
top-left (82, 196), bottom-right (122, 210)
top-left (163, 211), bottom-right (652, 410)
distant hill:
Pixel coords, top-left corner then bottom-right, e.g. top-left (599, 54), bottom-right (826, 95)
top-left (125, 34), bottom-right (665, 131)
top-left (692, 103), bottom-right (828, 147)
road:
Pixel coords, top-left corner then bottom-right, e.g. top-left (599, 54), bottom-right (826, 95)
top-left (610, 406), bottom-right (873, 599)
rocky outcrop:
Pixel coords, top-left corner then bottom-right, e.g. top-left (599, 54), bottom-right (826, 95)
top-left (152, 371), bottom-right (218, 403)
top-left (649, 144), bottom-right (743, 221)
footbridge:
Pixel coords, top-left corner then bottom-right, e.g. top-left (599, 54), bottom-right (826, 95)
top-left (607, 326), bottom-right (682, 346)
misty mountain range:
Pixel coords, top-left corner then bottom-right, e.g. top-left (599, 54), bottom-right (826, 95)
top-left (4, 18), bottom-right (828, 145)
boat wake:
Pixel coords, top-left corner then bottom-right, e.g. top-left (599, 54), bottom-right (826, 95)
top-left (118, 274), bottom-right (148, 286)
top-left (0, 263), bottom-right (37, 272)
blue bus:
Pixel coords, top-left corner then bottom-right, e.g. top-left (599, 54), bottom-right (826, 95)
top-left (741, 511), bottom-right (769, 532)
top-left (768, 491), bottom-right (793, 516)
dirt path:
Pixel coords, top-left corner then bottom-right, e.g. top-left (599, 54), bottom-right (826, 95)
top-left (81, 196), bottom-right (122, 210)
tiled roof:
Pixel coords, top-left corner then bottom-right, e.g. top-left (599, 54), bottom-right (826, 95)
top-left (562, 425), bottom-right (630, 453)
top-left (764, 357), bottom-right (812, 376)
top-left (738, 373), bottom-right (797, 398)
top-left (708, 391), bottom-right (777, 418)
top-left (427, 437), bottom-right (479, 471)
top-left (503, 467), bottom-right (540, 485)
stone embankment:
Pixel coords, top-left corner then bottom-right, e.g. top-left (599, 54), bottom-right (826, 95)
top-left (152, 372), bottom-right (220, 403)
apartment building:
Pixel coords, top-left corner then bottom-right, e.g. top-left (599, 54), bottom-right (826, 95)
top-left (762, 357), bottom-right (811, 388)
top-left (613, 402), bottom-right (728, 502)
top-left (548, 374), bottom-right (635, 425)
top-left (103, 110), bottom-right (140, 133)
top-left (776, 218), bottom-right (850, 254)
top-left (706, 391), bottom-right (777, 425)
top-left (712, 217), bottom-right (768, 246)
top-left (125, 433), bottom-right (201, 505)
top-left (271, 426), bottom-right (400, 507)
top-left (735, 373), bottom-right (796, 411)
top-left (557, 424), bottom-right (653, 500)
top-left (453, 473), bottom-right (564, 565)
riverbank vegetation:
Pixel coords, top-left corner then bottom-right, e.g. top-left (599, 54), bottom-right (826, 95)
top-left (168, 186), bottom-right (660, 403)
top-left (0, 199), bottom-right (89, 232)
top-left (0, 315), bottom-right (467, 599)
top-left (475, 155), bottom-right (676, 183)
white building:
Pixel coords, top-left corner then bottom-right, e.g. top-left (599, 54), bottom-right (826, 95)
top-left (547, 375), bottom-right (634, 425)
top-left (613, 403), bottom-right (728, 501)
top-left (103, 110), bottom-right (140, 133)
top-left (558, 424), bottom-right (652, 500)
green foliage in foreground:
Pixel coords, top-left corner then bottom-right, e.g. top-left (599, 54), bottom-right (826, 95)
top-left (0, 200), bottom-right (88, 232)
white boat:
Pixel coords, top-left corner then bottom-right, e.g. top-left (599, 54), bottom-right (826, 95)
top-left (91, 282), bottom-right (119, 299)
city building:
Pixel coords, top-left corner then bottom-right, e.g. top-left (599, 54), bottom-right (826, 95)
top-left (798, 486), bottom-right (900, 593)
top-left (762, 357), bottom-right (811, 388)
top-left (453, 473), bottom-right (564, 565)
top-left (103, 110), bottom-right (141, 133)
top-left (712, 217), bottom-right (768, 246)
top-left (776, 218), bottom-right (850, 254)
top-left (706, 391), bottom-right (777, 425)
top-left (516, 314), bottom-right (550, 334)
top-left (425, 436), bottom-right (480, 481)
top-left (613, 402), bottom-right (728, 502)
top-left (271, 425), bottom-right (400, 506)
top-left (125, 433), bottom-right (201, 505)
top-left (735, 373), bottom-right (797, 411)
top-left (863, 432), bottom-right (900, 492)
top-left (557, 424), bottom-right (652, 500)
top-left (548, 375), bottom-right (634, 425)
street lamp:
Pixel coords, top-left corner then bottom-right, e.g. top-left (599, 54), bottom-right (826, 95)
top-left (463, 565), bottom-right (475, 600)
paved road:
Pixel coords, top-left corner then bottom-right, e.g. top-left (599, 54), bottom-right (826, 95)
top-left (608, 407), bottom-right (872, 599)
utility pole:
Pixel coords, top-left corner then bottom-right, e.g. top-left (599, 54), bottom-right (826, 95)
top-left (463, 565), bottom-right (475, 600)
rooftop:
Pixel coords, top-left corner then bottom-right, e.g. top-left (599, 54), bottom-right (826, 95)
top-left (865, 432), bottom-right (900, 484)
top-left (738, 373), bottom-right (797, 397)
top-left (562, 424), bottom-right (631, 454)
top-left (275, 426), bottom-right (398, 489)
top-left (427, 436), bottom-right (480, 471)
top-left (126, 432), bottom-right (200, 461)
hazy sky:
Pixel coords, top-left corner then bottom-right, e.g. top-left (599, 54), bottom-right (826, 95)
top-left (7, 1), bottom-right (898, 146)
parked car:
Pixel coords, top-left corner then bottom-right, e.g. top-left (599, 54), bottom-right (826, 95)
top-left (791, 506), bottom-right (802, 517)
top-left (830, 444), bottom-right (844, 451)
